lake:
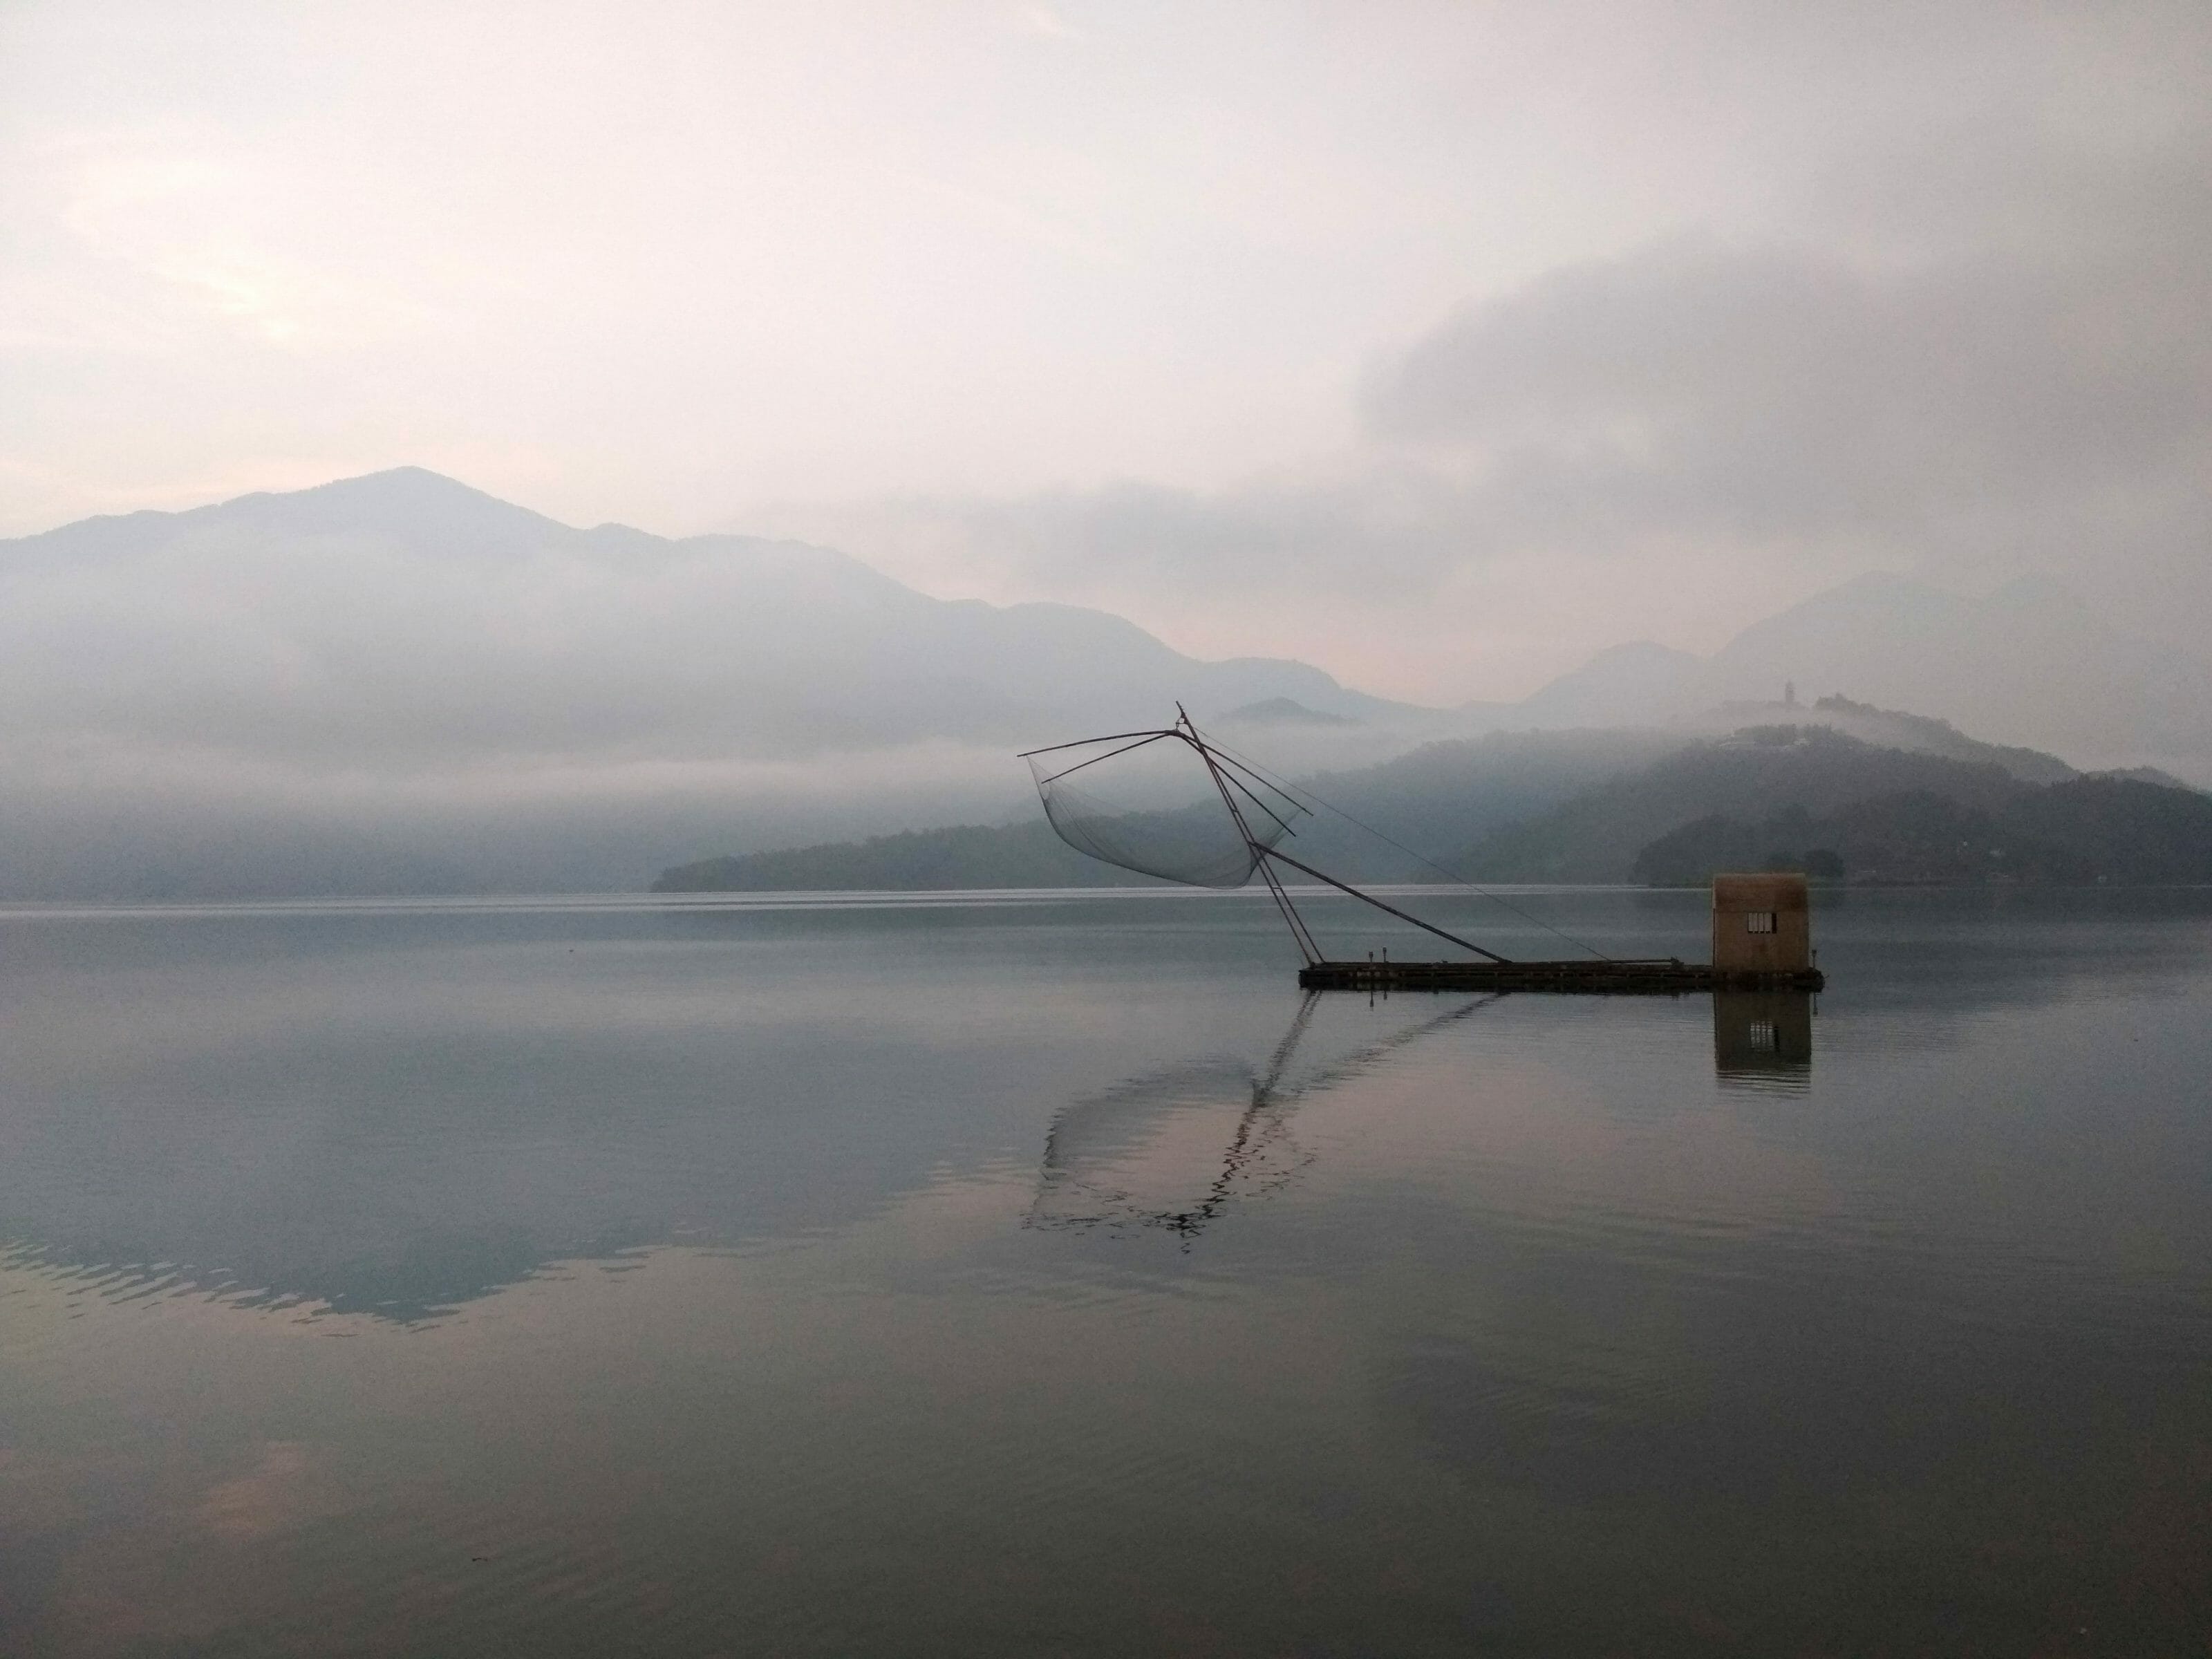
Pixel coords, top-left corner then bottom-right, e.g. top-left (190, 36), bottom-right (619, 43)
top-left (2, 886), bottom-right (2208, 1655)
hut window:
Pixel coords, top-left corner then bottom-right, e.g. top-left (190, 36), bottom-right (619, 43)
top-left (1745, 911), bottom-right (1777, 934)
top-left (1748, 1021), bottom-right (1777, 1051)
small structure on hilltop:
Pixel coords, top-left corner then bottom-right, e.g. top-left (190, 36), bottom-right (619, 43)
top-left (1711, 872), bottom-right (1814, 980)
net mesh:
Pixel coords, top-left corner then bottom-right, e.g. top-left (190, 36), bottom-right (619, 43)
top-left (1024, 730), bottom-right (1306, 888)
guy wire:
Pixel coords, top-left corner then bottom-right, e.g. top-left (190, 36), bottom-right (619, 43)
top-left (1199, 735), bottom-right (1613, 962)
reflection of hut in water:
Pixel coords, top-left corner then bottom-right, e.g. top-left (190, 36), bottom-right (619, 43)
top-left (1713, 991), bottom-right (1813, 1087)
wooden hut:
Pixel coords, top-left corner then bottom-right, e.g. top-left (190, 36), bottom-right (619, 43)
top-left (1711, 872), bottom-right (1812, 977)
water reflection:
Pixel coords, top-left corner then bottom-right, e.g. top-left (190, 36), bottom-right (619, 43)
top-left (7, 886), bottom-right (2200, 1334)
top-left (3, 895), bottom-right (2211, 1656)
top-left (1028, 992), bottom-right (1502, 1239)
top-left (1712, 991), bottom-right (1813, 1091)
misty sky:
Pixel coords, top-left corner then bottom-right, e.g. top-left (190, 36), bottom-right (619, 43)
top-left (4, 1), bottom-right (2206, 701)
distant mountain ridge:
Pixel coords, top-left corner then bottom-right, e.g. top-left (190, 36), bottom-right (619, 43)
top-left (656, 724), bottom-right (1690, 892)
top-left (3, 466), bottom-right (1414, 764)
top-left (1493, 572), bottom-right (2212, 782)
top-left (6, 467), bottom-right (2206, 898)
top-left (0, 468), bottom-right (1429, 896)
top-left (1456, 726), bottom-right (2212, 885)
top-left (1629, 778), bottom-right (2212, 888)
top-left (657, 718), bottom-right (2212, 894)
top-left (1696, 695), bottom-right (2079, 785)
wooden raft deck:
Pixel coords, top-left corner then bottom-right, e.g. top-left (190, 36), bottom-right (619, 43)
top-left (1298, 959), bottom-right (1825, 994)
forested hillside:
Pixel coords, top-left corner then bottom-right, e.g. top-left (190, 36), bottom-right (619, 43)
top-left (1462, 730), bottom-right (2212, 885)
top-left (656, 721), bottom-right (2212, 894)
top-left (653, 727), bottom-right (1688, 890)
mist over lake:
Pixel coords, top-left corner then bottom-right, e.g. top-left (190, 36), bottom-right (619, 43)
top-left (6, 3), bottom-right (2210, 1653)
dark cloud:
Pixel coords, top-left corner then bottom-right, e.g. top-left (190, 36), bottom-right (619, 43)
top-left (1367, 229), bottom-right (2209, 552)
top-left (1360, 103), bottom-right (2212, 629)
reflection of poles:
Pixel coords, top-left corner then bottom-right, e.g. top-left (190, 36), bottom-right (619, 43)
top-left (1028, 989), bottom-right (1506, 1241)
top-left (1257, 988), bottom-right (1322, 1097)
top-left (1172, 989), bottom-right (1323, 1238)
top-left (1292, 990), bottom-right (1507, 1094)
top-left (1168, 989), bottom-right (1507, 1239)
top-left (1177, 704), bottom-right (1321, 966)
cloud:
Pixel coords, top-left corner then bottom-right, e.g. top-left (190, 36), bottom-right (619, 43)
top-left (807, 99), bottom-right (2212, 669)
top-left (1360, 107), bottom-right (2212, 626)
top-left (1015, 5), bottom-right (1087, 46)
top-left (3, 0), bottom-right (2209, 854)
top-left (1366, 229), bottom-right (2211, 559)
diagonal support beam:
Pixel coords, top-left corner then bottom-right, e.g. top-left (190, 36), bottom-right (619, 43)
top-left (1261, 847), bottom-right (1512, 963)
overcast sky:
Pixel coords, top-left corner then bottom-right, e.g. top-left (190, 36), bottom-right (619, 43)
top-left (4, 1), bottom-right (2206, 701)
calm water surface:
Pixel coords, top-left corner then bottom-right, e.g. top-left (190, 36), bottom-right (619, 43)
top-left (1, 887), bottom-right (2208, 1655)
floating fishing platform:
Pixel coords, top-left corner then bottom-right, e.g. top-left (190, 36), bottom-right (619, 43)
top-left (1021, 713), bottom-right (1830, 997)
top-left (1298, 958), bottom-right (1824, 994)
top-left (1300, 872), bottom-right (1825, 994)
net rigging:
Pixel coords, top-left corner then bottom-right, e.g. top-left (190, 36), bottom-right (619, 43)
top-left (1020, 706), bottom-right (1548, 968)
top-left (1021, 709), bottom-right (1824, 995)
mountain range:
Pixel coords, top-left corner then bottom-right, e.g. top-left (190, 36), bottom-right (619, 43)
top-left (1494, 574), bottom-right (2212, 776)
top-left (1452, 724), bottom-right (2212, 885)
top-left (3, 468), bottom-right (2207, 898)
top-left (660, 715), bottom-right (2212, 895)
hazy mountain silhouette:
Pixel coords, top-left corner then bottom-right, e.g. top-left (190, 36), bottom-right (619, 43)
top-left (5, 469), bottom-right (2205, 898)
top-left (1456, 727), bottom-right (2212, 885)
top-left (1499, 573), bottom-right (2212, 780)
top-left (658, 715), bottom-right (2187, 894)
top-left (0, 469), bottom-right (1425, 897)
top-left (657, 726), bottom-right (1687, 891)
top-left (1508, 641), bottom-right (1706, 728)
top-left (10, 466), bottom-right (1409, 758)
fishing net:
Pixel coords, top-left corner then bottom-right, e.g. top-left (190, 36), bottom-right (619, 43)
top-left (1023, 729), bottom-right (1307, 888)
